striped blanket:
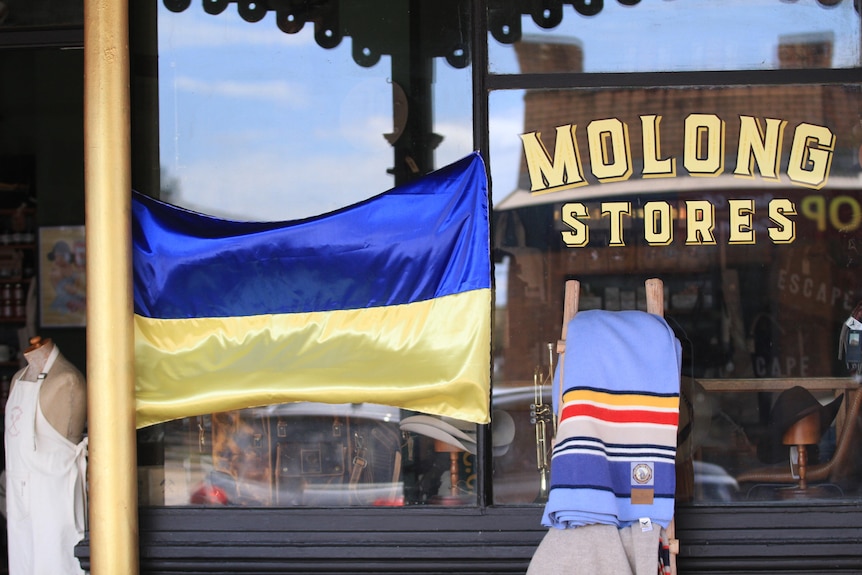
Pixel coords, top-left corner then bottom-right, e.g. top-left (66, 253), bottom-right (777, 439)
top-left (542, 309), bottom-right (682, 530)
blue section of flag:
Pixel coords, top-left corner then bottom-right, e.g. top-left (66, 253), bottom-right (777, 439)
top-left (133, 153), bottom-right (490, 319)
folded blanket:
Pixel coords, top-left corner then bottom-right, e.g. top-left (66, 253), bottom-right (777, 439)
top-left (542, 309), bottom-right (682, 530)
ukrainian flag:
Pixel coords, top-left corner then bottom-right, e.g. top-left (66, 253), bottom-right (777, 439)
top-left (132, 153), bottom-right (491, 428)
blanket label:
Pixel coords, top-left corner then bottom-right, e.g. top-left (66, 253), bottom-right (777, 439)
top-left (632, 488), bottom-right (655, 505)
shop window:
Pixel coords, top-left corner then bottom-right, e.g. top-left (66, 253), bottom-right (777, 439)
top-left (488, 78), bottom-right (862, 504)
top-left (135, 1), bottom-right (476, 508)
top-left (485, 0), bottom-right (862, 511)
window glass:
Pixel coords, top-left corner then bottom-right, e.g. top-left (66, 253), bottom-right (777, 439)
top-left (155, 2), bottom-right (472, 220)
top-left (489, 0), bottom-right (861, 74)
top-left (153, 405), bottom-right (480, 507)
top-left (137, 1), bottom-right (475, 507)
top-left (489, 82), bottom-right (862, 505)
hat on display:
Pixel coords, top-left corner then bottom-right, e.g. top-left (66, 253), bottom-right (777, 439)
top-left (444, 411), bottom-right (516, 455)
top-left (400, 415), bottom-right (477, 454)
top-left (757, 385), bottom-right (844, 464)
top-left (489, 410), bottom-right (515, 456)
top-left (677, 376), bottom-right (716, 460)
top-left (400, 411), bottom-right (516, 456)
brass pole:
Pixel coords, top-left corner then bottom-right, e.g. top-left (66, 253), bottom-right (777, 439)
top-left (83, 0), bottom-right (139, 573)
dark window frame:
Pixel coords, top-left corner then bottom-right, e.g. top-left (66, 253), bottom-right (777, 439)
top-left (74, 503), bottom-right (862, 573)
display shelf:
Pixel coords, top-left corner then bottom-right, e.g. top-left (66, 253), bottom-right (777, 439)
top-left (0, 194), bottom-right (36, 398)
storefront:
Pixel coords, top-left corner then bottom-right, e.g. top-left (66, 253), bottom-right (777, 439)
top-left (3, 0), bottom-right (862, 573)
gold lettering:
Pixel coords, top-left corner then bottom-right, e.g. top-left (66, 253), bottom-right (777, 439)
top-left (787, 123), bottom-right (835, 190)
top-left (734, 116), bottom-right (786, 180)
top-left (643, 201), bottom-right (673, 245)
top-left (520, 125), bottom-right (586, 193)
top-left (684, 114), bottom-right (725, 176)
top-left (602, 202), bottom-right (631, 246)
top-left (560, 202), bottom-right (590, 247)
top-left (728, 199), bottom-right (755, 244)
top-left (520, 117), bottom-right (835, 194)
top-left (685, 200), bottom-right (716, 244)
top-left (556, 198), bottom-right (802, 247)
top-left (587, 119), bottom-right (633, 182)
top-left (640, 115), bottom-right (675, 178)
top-left (768, 198), bottom-right (796, 243)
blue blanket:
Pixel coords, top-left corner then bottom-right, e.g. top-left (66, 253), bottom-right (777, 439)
top-left (542, 309), bottom-right (682, 529)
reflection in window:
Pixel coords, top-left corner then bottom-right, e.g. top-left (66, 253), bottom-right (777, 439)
top-left (488, 76), bottom-right (862, 504)
top-left (489, 0), bottom-right (860, 74)
top-left (136, 1), bottom-right (475, 508)
top-left (144, 405), bottom-right (487, 507)
top-left (155, 3), bottom-right (472, 221)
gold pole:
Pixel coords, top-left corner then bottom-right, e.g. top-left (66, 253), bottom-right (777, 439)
top-left (83, 0), bottom-right (139, 573)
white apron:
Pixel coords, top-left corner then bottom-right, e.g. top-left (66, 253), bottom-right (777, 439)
top-left (4, 346), bottom-right (88, 574)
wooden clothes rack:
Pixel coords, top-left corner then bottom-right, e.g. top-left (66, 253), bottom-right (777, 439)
top-left (555, 278), bottom-right (679, 574)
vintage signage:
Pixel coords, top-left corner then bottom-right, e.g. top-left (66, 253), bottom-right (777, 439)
top-left (520, 114), bottom-right (838, 248)
top-left (557, 198), bottom-right (796, 248)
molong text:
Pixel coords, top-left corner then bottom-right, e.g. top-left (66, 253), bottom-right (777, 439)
top-left (519, 114), bottom-right (838, 248)
top-left (521, 114), bottom-right (835, 193)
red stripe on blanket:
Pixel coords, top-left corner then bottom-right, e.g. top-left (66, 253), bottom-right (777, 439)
top-left (561, 403), bottom-right (679, 426)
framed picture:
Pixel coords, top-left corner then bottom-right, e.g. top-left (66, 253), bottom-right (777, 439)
top-left (38, 225), bottom-right (86, 327)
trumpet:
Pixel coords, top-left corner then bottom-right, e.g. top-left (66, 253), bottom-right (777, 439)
top-left (530, 343), bottom-right (555, 502)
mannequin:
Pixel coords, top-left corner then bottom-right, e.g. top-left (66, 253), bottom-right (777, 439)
top-left (15, 336), bottom-right (87, 443)
top-left (4, 335), bottom-right (88, 574)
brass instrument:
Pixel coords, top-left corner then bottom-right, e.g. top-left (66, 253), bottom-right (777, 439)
top-left (530, 343), bottom-right (555, 502)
